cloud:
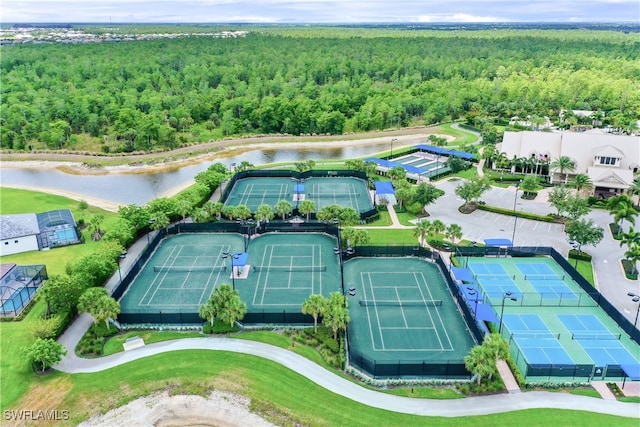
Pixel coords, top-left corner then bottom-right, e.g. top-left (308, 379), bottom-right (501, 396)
top-left (418, 13), bottom-right (509, 23)
top-left (2, 0), bottom-right (638, 23)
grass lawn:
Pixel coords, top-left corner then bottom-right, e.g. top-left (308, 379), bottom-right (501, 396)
top-left (367, 228), bottom-right (418, 245)
top-left (7, 350), bottom-right (636, 426)
top-left (0, 300), bottom-right (48, 412)
top-left (574, 260), bottom-right (595, 286)
top-left (365, 210), bottom-right (393, 226)
top-left (101, 331), bottom-right (204, 356)
top-left (395, 211), bottom-right (418, 227)
top-left (435, 123), bottom-right (479, 145)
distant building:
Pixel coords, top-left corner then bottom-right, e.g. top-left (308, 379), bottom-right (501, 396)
top-left (499, 130), bottom-right (640, 198)
top-left (0, 209), bottom-right (80, 256)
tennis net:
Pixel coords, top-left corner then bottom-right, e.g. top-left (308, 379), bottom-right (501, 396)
top-left (307, 193), bottom-right (360, 198)
top-left (252, 265), bottom-right (327, 272)
top-left (153, 265), bottom-right (222, 273)
top-left (571, 333), bottom-right (621, 341)
top-left (359, 299), bottom-right (442, 307)
top-left (236, 193), bottom-right (290, 198)
top-left (524, 274), bottom-right (565, 281)
top-left (510, 332), bottom-right (560, 340)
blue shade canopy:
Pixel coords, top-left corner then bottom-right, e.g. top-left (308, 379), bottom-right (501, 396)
top-left (484, 238), bottom-right (513, 247)
top-left (452, 266), bottom-right (474, 283)
top-left (374, 181), bottom-right (395, 195)
top-left (414, 144), bottom-right (475, 160)
top-left (475, 303), bottom-right (499, 323)
top-left (621, 364), bottom-right (640, 380)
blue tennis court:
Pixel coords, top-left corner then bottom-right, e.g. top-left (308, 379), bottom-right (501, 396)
top-left (503, 314), bottom-right (574, 365)
top-left (517, 262), bottom-right (578, 300)
top-left (559, 314), bottom-right (640, 367)
top-left (469, 261), bottom-right (522, 301)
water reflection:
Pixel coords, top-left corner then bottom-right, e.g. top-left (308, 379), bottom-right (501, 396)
top-left (1, 143), bottom-right (391, 206)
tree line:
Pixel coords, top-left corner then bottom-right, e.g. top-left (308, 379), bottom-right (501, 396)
top-left (2, 29), bottom-right (638, 151)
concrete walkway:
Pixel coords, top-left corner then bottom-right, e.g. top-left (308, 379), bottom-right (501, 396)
top-left (496, 359), bottom-right (521, 394)
top-left (591, 382), bottom-right (617, 400)
top-left (54, 337), bottom-right (640, 418)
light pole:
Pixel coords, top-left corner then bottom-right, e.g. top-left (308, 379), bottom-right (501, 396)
top-left (240, 219), bottom-right (254, 252)
top-left (570, 241), bottom-right (580, 269)
top-left (147, 218), bottom-right (155, 245)
top-left (628, 292), bottom-right (640, 328)
top-left (390, 138), bottom-right (397, 159)
top-left (222, 251), bottom-right (241, 291)
top-left (498, 291), bottom-right (518, 334)
top-left (511, 180), bottom-right (522, 246)
top-left (117, 251), bottom-right (127, 284)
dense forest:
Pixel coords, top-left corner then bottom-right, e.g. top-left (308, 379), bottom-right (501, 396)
top-left (1, 27), bottom-right (639, 152)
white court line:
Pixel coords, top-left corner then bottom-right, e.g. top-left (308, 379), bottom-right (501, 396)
top-left (148, 245), bottom-right (201, 305)
top-left (396, 287), bottom-right (409, 328)
top-left (415, 272), bottom-right (453, 351)
top-left (197, 245), bottom-right (230, 305)
top-left (380, 326), bottom-right (437, 330)
top-left (141, 245), bottom-right (184, 306)
top-left (362, 272), bottom-right (385, 351)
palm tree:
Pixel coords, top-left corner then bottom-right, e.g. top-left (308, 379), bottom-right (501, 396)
top-left (446, 224), bottom-right (463, 245)
top-left (550, 156), bottom-right (576, 184)
top-left (302, 294), bottom-right (326, 334)
top-left (430, 219), bottom-right (446, 239)
top-left (323, 292), bottom-right (350, 341)
top-left (199, 296), bottom-right (217, 327)
top-left (192, 207), bottom-right (210, 223)
top-left (629, 178), bottom-right (640, 208)
top-left (571, 173), bottom-right (593, 196)
top-left (298, 200), bottom-right (316, 221)
top-left (87, 214), bottom-right (105, 241)
top-left (607, 195), bottom-right (638, 231)
top-left (255, 204), bottom-right (274, 223)
top-left (414, 220), bottom-right (431, 247)
top-left (176, 198), bottom-right (192, 223)
top-left (274, 200), bottom-right (293, 220)
top-left (233, 204), bottom-right (252, 221)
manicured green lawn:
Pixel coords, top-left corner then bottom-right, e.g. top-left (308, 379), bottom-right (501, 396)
top-left (17, 350), bottom-right (637, 426)
top-left (574, 260), bottom-right (596, 286)
top-left (365, 210), bottom-right (393, 226)
top-left (435, 123), bottom-right (479, 145)
top-left (0, 300), bottom-right (48, 412)
top-left (395, 211), bottom-right (418, 226)
top-left (102, 331), bottom-right (204, 356)
top-left (366, 228), bottom-right (418, 245)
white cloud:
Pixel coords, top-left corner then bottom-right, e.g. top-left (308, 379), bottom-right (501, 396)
top-left (418, 13), bottom-right (508, 22)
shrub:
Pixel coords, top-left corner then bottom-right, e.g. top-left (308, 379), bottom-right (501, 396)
top-left (609, 223), bottom-right (622, 239)
top-left (622, 259), bottom-right (638, 280)
top-left (89, 322), bottom-right (119, 338)
top-left (568, 250), bottom-right (592, 262)
top-left (476, 204), bottom-right (558, 223)
top-left (203, 319), bottom-right (239, 334)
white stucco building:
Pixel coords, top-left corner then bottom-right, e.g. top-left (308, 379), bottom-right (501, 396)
top-left (0, 214), bottom-right (40, 256)
top-left (499, 130), bottom-right (640, 198)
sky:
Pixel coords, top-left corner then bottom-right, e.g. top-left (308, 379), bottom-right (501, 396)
top-left (3, 0), bottom-right (639, 23)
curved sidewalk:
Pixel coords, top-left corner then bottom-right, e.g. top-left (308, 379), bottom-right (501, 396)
top-left (55, 337), bottom-right (640, 418)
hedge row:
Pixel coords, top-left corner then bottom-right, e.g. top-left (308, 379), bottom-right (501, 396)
top-left (476, 204), bottom-right (559, 223)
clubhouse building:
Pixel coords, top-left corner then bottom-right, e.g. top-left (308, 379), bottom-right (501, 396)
top-left (499, 130), bottom-right (639, 198)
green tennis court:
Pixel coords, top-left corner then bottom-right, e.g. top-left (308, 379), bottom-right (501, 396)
top-left (119, 232), bottom-right (341, 318)
top-left (241, 233), bottom-right (341, 311)
top-left (225, 176), bottom-right (373, 212)
top-left (344, 257), bottom-right (476, 363)
top-left (119, 233), bottom-right (246, 313)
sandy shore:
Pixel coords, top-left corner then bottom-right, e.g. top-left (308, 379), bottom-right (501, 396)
top-left (79, 390), bottom-right (275, 427)
top-left (0, 129), bottom-right (451, 176)
top-left (1, 131), bottom-right (454, 209)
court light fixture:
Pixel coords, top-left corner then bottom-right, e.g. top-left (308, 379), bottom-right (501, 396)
top-left (499, 291), bottom-right (518, 334)
top-left (628, 293), bottom-right (640, 328)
